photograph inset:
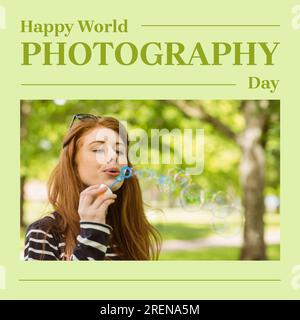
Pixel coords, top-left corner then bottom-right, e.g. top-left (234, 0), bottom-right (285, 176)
top-left (20, 100), bottom-right (280, 260)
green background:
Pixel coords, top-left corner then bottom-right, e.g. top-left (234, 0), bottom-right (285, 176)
top-left (0, 0), bottom-right (298, 299)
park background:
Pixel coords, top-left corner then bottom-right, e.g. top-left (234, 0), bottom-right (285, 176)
top-left (20, 99), bottom-right (280, 260)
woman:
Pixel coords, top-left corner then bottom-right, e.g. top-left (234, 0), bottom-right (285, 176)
top-left (24, 114), bottom-right (161, 260)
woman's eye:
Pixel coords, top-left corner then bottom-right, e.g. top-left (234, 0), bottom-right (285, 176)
top-left (93, 149), bottom-right (104, 153)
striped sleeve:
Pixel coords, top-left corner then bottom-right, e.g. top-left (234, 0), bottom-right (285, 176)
top-left (24, 222), bottom-right (61, 261)
top-left (70, 221), bottom-right (113, 261)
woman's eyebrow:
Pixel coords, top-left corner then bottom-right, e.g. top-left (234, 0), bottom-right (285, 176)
top-left (88, 140), bottom-right (105, 146)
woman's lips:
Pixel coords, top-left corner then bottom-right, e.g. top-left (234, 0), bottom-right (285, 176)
top-left (102, 167), bottom-right (120, 177)
top-left (104, 171), bottom-right (120, 177)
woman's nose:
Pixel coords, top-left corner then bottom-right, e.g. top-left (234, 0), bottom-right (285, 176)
top-left (106, 146), bottom-right (117, 163)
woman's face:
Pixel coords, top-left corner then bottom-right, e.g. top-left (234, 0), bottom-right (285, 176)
top-left (75, 127), bottom-right (128, 191)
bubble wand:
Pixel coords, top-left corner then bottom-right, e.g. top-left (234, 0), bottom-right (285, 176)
top-left (99, 166), bottom-right (133, 196)
top-left (108, 166), bottom-right (133, 189)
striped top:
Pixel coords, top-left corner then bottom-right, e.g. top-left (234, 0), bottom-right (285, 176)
top-left (24, 213), bottom-right (120, 261)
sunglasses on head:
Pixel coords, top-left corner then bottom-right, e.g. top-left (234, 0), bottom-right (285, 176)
top-left (68, 113), bottom-right (101, 129)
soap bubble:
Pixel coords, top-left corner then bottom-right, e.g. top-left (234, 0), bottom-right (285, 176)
top-left (167, 168), bottom-right (192, 187)
top-left (134, 168), bottom-right (155, 180)
top-left (210, 191), bottom-right (243, 237)
top-left (167, 167), bottom-right (182, 177)
top-left (157, 175), bottom-right (176, 193)
top-left (200, 190), bottom-right (216, 210)
top-left (211, 204), bottom-right (244, 237)
top-left (180, 184), bottom-right (205, 212)
top-left (174, 170), bottom-right (192, 187)
top-left (211, 191), bottom-right (233, 207)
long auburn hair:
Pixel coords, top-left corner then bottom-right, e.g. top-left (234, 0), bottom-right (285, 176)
top-left (47, 116), bottom-right (161, 260)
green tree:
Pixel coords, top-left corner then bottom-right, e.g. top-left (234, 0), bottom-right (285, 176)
top-left (165, 100), bottom-right (280, 260)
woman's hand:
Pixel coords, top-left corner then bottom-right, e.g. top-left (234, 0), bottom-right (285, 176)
top-left (78, 184), bottom-right (117, 224)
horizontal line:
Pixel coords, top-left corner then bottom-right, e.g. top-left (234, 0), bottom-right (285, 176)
top-left (21, 83), bottom-right (236, 87)
top-left (141, 24), bottom-right (280, 27)
top-left (19, 279), bottom-right (281, 282)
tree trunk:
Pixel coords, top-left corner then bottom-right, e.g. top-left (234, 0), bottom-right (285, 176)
top-left (239, 101), bottom-right (266, 260)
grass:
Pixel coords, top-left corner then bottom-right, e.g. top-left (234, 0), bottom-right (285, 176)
top-left (159, 244), bottom-right (280, 260)
top-left (153, 216), bottom-right (280, 260)
top-left (153, 222), bottom-right (214, 240)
